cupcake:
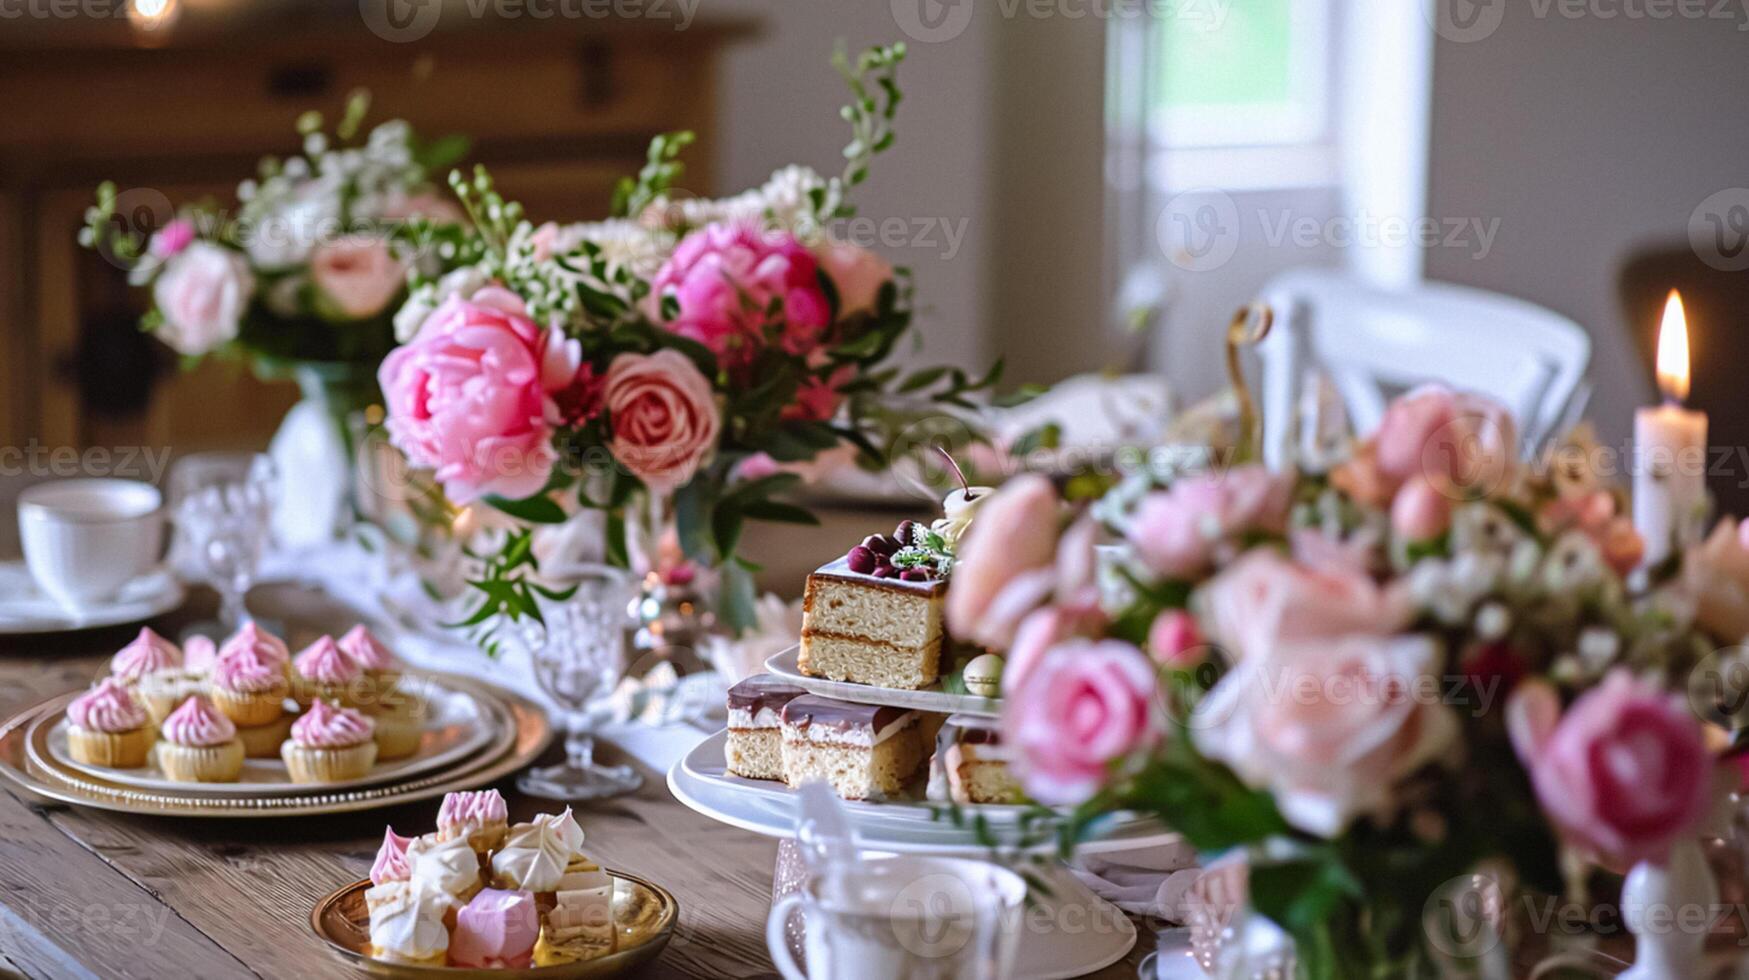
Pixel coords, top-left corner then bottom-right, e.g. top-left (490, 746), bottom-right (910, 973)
top-left (156, 696), bottom-right (246, 782)
top-left (111, 628), bottom-right (199, 725)
top-left (281, 700), bottom-right (377, 783)
top-left (437, 789), bottom-right (510, 857)
top-left (366, 879), bottom-right (455, 966)
top-left (372, 828), bottom-right (414, 886)
top-left (370, 684), bottom-right (428, 761)
top-left (211, 627), bottom-right (291, 728)
top-left (292, 636), bottom-right (365, 709)
top-left (337, 625), bottom-right (402, 707)
top-left (65, 678), bottom-right (152, 768)
top-left (407, 831), bottom-right (486, 907)
top-left (182, 634), bottom-right (219, 677)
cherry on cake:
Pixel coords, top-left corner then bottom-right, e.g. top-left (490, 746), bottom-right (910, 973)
top-left (799, 520), bottom-right (950, 691)
top-left (724, 675), bottom-right (807, 781)
top-left (779, 695), bottom-right (926, 801)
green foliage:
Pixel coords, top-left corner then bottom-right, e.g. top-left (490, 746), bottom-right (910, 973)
top-left (810, 42), bottom-right (907, 223)
top-left (612, 131), bottom-right (696, 219)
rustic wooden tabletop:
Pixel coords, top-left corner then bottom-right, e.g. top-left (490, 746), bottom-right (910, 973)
top-left (0, 591), bottom-right (1159, 979)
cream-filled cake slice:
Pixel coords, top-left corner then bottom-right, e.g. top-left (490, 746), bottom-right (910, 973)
top-left (725, 675), bottom-right (807, 781)
top-left (926, 714), bottom-right (1023, 805)
top-left (800, 556), bottom-right (946, 690)
top-left (779, 695), bottom-right (927, 801)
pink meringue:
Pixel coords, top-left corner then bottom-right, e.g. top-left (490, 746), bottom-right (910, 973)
top-left (109, 627), bottom-right (182, 682)
top-left (371, 827), bottom-right (414, 885)
top-left (290, 699), bottom-right (374, 749)
top-left (439, 789), bottom-right (509, 837)
top-left (294, 636), bottom-right (362, 686)
top-left (449, 888), bottom-right (539, 969)
top-left (69, 678), bottom-right (148, 733)
top-left (337, 625), bottom-right (398, 673)
top-left (161, 696), bottom-right (237, 747)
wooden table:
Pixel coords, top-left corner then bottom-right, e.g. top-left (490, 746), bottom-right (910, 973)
top-left (0, 591), bottom-right (1159, 978)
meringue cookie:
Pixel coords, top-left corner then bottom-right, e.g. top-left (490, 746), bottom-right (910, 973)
top-left (490, 808), bottom-right (586, 892)
top-left (366, 879), bottom-right (455, 965)
top-left (407, 832), bottom-right (483, 902)
top-left (450, 888), bottom-right (540, 969)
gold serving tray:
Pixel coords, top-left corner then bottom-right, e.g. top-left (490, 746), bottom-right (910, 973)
top-left (0, 672), bottom-right (553, 817)
top-left (310, 872), bottom-right (677, 978)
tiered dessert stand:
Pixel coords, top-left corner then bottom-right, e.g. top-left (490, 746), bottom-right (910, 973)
top-left (668, 644), bottom-right (1181, 979)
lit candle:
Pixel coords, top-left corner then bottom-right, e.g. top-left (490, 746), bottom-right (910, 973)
top-left (1634, 290), bottom-right (1708, 570)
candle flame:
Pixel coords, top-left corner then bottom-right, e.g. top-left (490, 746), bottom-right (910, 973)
top-left (1656, 289), bottom-right (1691, 403)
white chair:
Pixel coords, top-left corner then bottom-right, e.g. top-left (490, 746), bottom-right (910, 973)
top-left (1255, 268), bottom-right (1591, 469)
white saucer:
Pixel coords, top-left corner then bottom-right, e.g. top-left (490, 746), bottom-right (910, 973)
top-left (0, 562), bottom-right (185, 635)
top-left (764, 645), bottom-right (1001, 718)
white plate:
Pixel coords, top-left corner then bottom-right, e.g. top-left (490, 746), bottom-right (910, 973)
top-left (43, 677), bottom-right (496, 795)
top-left (0, 562), bottom-right (185, 635)
top-left (671, 728), bottom-right (1174, 854)
top-left (764, 645), bottom-right (1001, 718)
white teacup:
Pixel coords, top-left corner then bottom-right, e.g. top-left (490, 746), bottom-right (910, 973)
top-left (765, 855), bottom-right (1026, 980)
top-left (18, 479), bottom-right (164, 613)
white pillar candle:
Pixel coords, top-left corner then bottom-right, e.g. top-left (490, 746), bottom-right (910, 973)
top-left (1634, 291), bottom-right (1708, 570)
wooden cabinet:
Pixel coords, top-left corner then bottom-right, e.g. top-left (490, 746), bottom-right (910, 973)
top-left (0, 18), bottom-right (748, 454)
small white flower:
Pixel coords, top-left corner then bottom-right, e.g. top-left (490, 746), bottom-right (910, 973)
top-left (1577, 627), bottom-right (1620, 670)
top-left (1474, 602), bottom-right (1511, 641)
top-left (1450, 503), bottom-right (1524, 557)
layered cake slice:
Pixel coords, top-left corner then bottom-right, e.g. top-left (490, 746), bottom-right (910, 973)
top-left (724, 675), bottom-right (807, 781)
top-left (800, 521), bottom-right (951, 691)
top-left (926, 714), bottom-right (1023, 805)
top-left (779, 695), bottom-right (927, 801)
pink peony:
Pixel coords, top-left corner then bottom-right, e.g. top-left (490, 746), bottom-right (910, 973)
top-left (151, 241), bottom-right (254, 355)
top-left (945, 475), bottom-right (1064, 650)
top-left (1508, 672), bottom-right (1713, 866)
top-left (1193, 633), bottom-right (1458, 836)
top-left (814, 240), bottom-right (892, 318)
top-left (603, 349), bottom-right (721, 494)
top-left (1126, 465), bottom-right (1292, 581)
top-left (1003, 592), bottom-right (1106, 696)
top-left (1370, 385), bottom-right (1516, 499)
top-left (647, 223), bottom-right (830, 371)
top-left (1196, 551), bottom-right (1412, 664)
top-left (379, 287), bottom-right (582, 503)
top-left (310, 234), bottom-right (407, 319)
top-left (1004, 639), bottom-right (1160, 805)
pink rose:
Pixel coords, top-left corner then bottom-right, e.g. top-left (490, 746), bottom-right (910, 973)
top-left (1196, 551), bottom-right (1411, 663)
top-left (379, 288), bottom-right (582, 503)
top-left (1391, 477), bottom-right (1452, 541)
top-left (945, 475), bottom-right (1063, 650)
top-left (814, 240), bottom-right (892, 318)
top-left (1126, 465), bottom-right (1292, 581)
top-left (311, 234), bottom-right (407, 319)
top-left (1148, 610), bottom-right (1206, 668)
top-left (151, 241), bottom-right (254, 355)
top-left (1371, 386), bottom-right (1516, 499)
top-left (1508, 672), bottom-right (1712, 866)
top-left (1003, 593), bottom-right (1106, 696)
top-left (603, 349), bottom-right (722, 495)
top-left (149, 217), bottom-right (195, 259)
top-left (1193, 633), bottom-right (1458, 836)
top-left (647, 223), bottom-right (831, 372)
top-left (1004, 639), bottom-right (1160, 805)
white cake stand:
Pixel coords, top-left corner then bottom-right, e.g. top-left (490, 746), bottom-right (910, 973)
top-left (669, 730), bottom-right (1179, 978)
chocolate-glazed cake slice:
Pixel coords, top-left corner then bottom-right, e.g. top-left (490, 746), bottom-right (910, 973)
top-left (778, 695), bottom-right (927, 801)
top-left (926, 714), bottom-right (1022, 805)
top-left (800, 556), bottom-right (947, 691)
top-left (724, 675), bottom-right (807, 781)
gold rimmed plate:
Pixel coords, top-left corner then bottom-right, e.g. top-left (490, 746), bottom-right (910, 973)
top-left (310, 872), bottom-right (677, 978)
top-left (0, 673), bottom-right (553, 816)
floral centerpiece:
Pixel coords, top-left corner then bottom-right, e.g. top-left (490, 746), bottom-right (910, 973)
top-left (954, 385), bottom-right (1744, 977)
top-left (375, 43), bottom-right (1001, 636)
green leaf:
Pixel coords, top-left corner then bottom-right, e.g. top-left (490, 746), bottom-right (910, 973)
top-left (484, 494), bottom-right (567, 524)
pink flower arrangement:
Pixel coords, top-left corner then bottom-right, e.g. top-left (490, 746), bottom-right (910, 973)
top-left (1195, 551), bottom-right (1411, 664)
top-left (602, 350), bottom-right (722, 495)
top-left (1126, 465), bottom-right (1292, 580)
top-left (378, 287), bottom-right (583, 503)
top-left (945, 475), bottom-right (1067, 650)
top-left (647, 223), bottom-right (831, 372)
top-left (1005, 638), bottom-right (1160, 805)
top-left (1508, 672), bottom-right (1713, 867)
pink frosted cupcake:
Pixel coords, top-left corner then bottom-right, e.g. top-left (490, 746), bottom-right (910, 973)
top-left (281, 699), bottom-right (377, 783)
top-left (211, 627), bottom-right (291, 728)
top-left (438, 789), bottom-right (511, 857)
top-left (111, 628), bottom-right (201, 726)
top-left (292, 636), bottom-right (365, 709)
top-left (156, 695), bottom-right (245, 782)
top-left (66, 678), bottom-right (151, 768)
top-left (372, 828), bottom-right (415, 885)
top-left (109, 627), bottom-right (181, 682)
top-left (338, 625), bottom-right (402, 707)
